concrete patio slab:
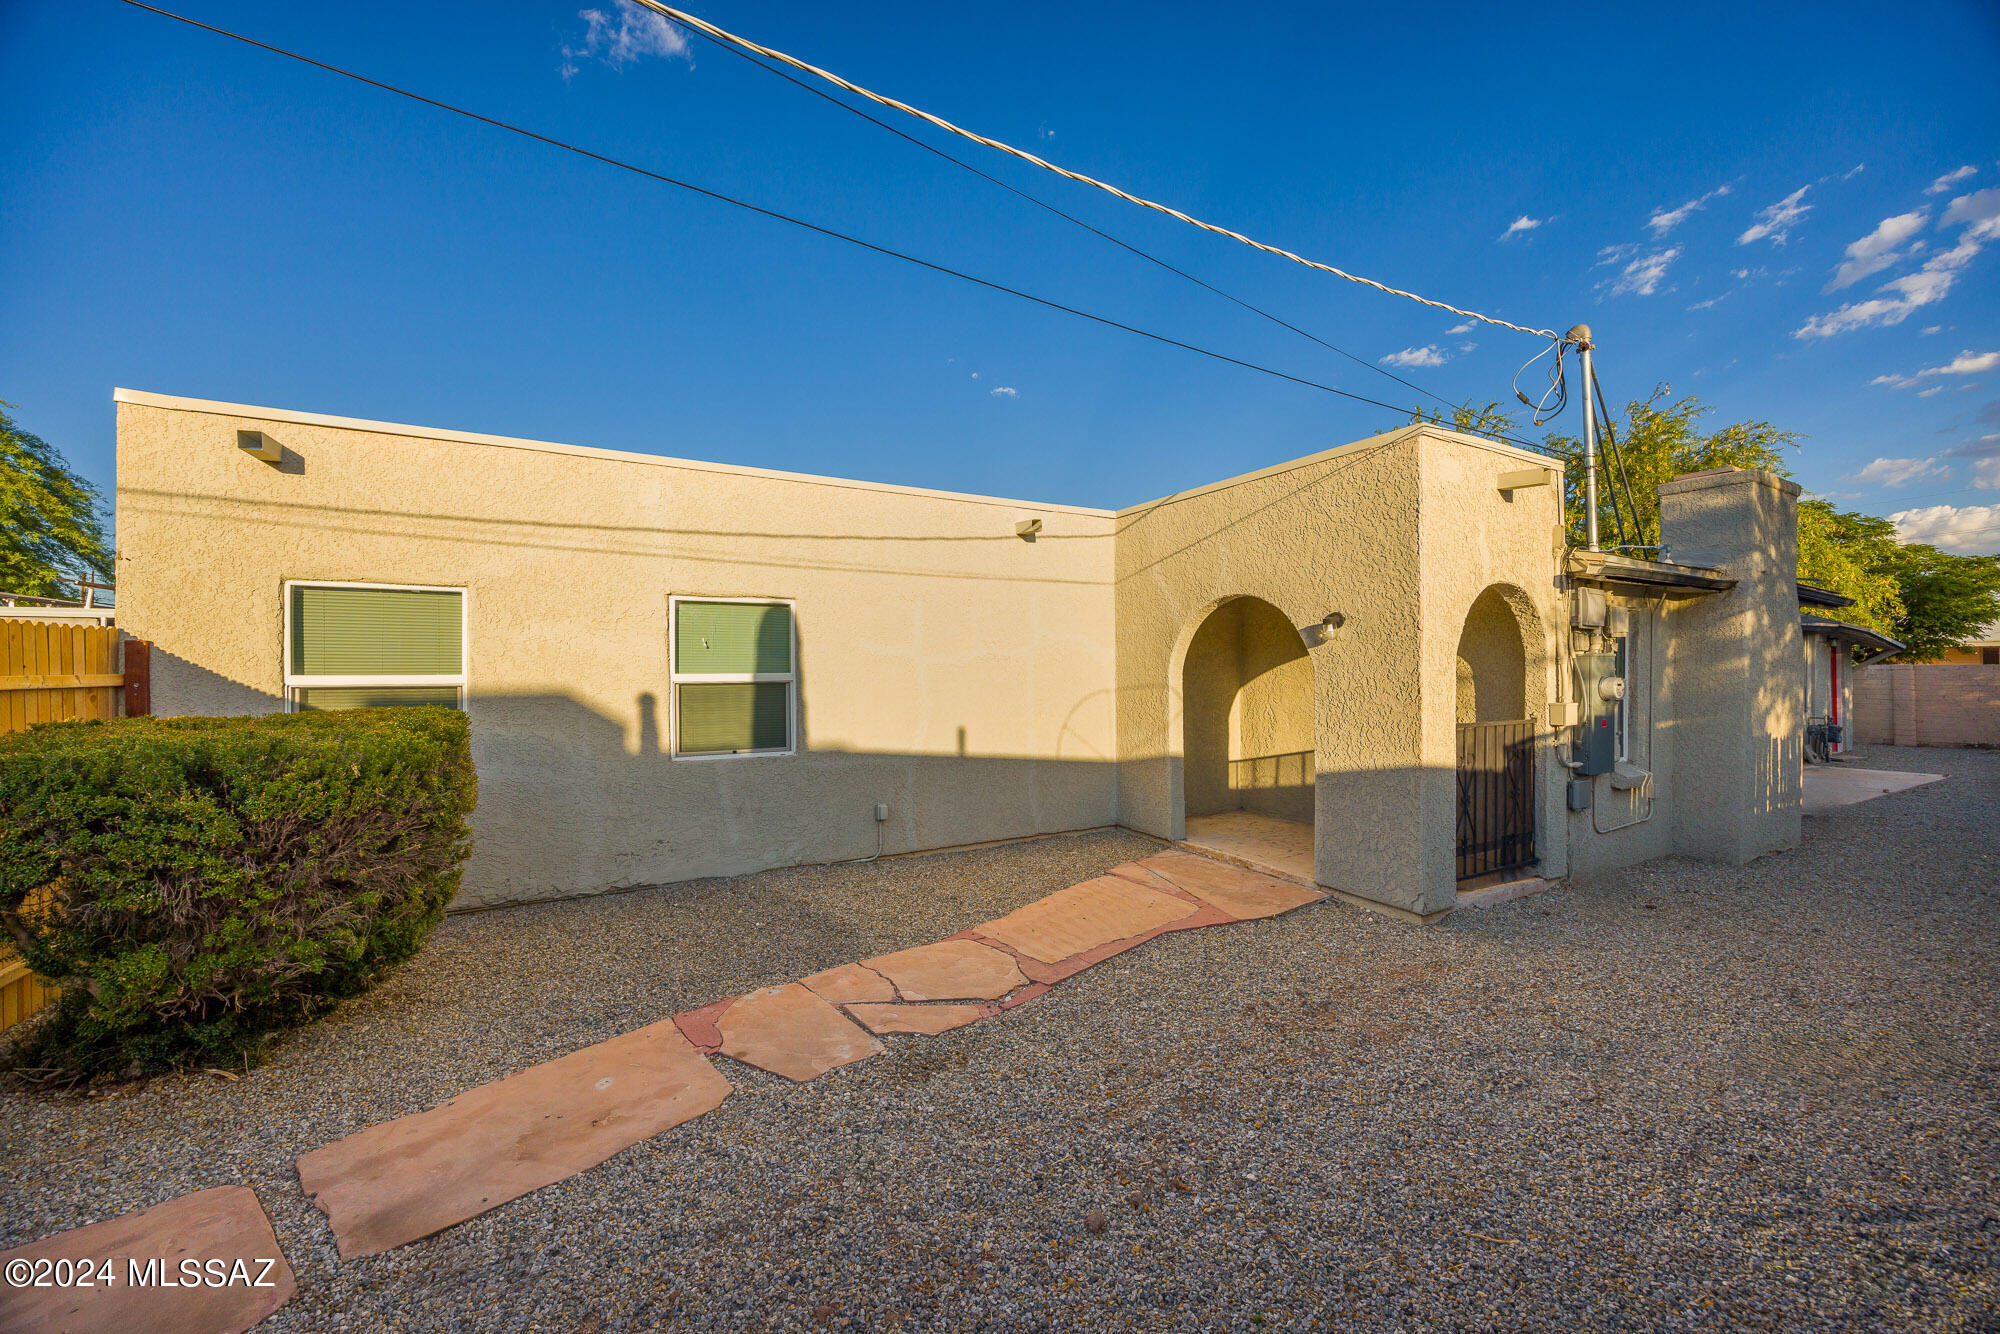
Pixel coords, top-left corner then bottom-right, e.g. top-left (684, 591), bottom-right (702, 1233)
top-left (1456, 875), bottom-right (1551, 910)
top-left (859, 939), bottom-right (1027, 1001)
top-left (297, 1018), bottom-right (730, 1258)
top-left (798, 961), bottom-right (898, 1004)
top-left (974, 874), bottom-right (1200, 964)
top-left (1180, 811), bottom-right (1316, 886)
top-left (1125, 852), bottom-right (1325, 920)
top-left (1803, 766), bottom-right (1945, 813)
top-left (845, 1002), bottom-right (986, 1035)
top-left (0, 1186), bottom-right (295, 1334)
top-left (715, 983), bottom-right (884, 1082)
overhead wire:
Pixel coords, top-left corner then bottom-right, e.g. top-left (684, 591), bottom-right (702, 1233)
top-left (1512, 338), bottom-right (1570, 425)
top-left (1595, 369), bottom-right (1651, 548)
top-left (631, 0), bottom-right (1560, 342)
top-left (110, 0), bottom-right (1515, 430)
top-left (684, 23), bottom-right (1481, 424)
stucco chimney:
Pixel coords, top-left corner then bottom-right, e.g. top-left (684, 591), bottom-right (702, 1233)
top-left (1655, 467), bottom-right (1804, 864)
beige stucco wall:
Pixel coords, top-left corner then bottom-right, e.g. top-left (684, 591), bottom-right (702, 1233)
top-left (1656, 468), bottom-right (1804, 864)
top-left (1114, 425), bottom-right (1565, 918)
top-left (115, 392), bottom-right (1119, 906)
top-left (114, 390), bottom-right (1808, 919)
top-left (1411, 436), bottom-right (1567, 913)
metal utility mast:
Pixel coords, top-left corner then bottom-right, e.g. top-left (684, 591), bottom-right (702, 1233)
top-left (1567, 323), bottom-right (1600, 552)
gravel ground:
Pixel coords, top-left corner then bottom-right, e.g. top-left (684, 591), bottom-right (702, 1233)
top-left (4, 746), bottom-right (1997, 1333)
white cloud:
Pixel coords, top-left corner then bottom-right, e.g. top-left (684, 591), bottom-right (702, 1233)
top-left (989, 385), bottom-right (1018, 398)
top-left (1919, 386), bottom-right (1945, 397)
top-left (1839, 163), bottom-right (1866, 182)
top-left (1796, 229), bottom-right (1990, 338)
top-left (1922, 325), bottom-right (1943, 335)
top-left (1500, 216), bottom-right (1544, 240)
top-left (1445, 321), bottom-right (1475, 335)
top-left (1850, 456), bottom-right (1952, 486)
top-left (1738, 186), bottom-right (1812, 245)
top-left (1380, 345), bottom-right (1449, 368)
top-left (1926, 165), bottom-right (1978, 195)
top-left (1647, 184), bottom-right (1731, 235)
top-left (1928, 349), bottom-right (2000, 376)
top-left (1942, 187), bottom-right (2000, 239)
top-left (1825, 210), bottom-right (1928, 291)
top-left (1459, 342), bottom-right (1477, 353)
top-left (1972, 457), bottom-right (2000, 489)
top-left (1871, 348), bottom-right (2000, 388)
top-left (1610, 246), bottom-right (1682, 296)
top-left (560, 1), bottom-right (690, 77)
top-left (1889, 503), bottom-right (2000, 553)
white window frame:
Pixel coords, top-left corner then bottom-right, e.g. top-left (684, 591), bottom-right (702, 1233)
top-left (281, 579), bottom-right (469, 712)
top-left (668, 594), bottom-right (797, 760)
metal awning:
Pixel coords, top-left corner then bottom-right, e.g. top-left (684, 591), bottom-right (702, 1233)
top-left (1801, 613), bottom-right (1904, 661)
top-left (1567, 550), bottom-right (1736, 597)
top-left (1798, 581), bottom-right (1855, 609)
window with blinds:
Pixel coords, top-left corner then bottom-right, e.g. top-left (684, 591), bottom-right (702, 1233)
top-left (671, 599), bottom-right (794, 756)
top-left (284, 583), bottom-right (466, 711)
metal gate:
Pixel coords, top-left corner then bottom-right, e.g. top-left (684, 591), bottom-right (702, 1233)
top-left (1456, 720), bottom-right (1535, 880)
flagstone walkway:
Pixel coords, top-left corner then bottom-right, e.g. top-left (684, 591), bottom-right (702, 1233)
top-left (0, 848), bottom-right (1321, 1331)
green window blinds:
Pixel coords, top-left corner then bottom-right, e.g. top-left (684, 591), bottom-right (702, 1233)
top-left (673, 601), bottom-right (792, 754)
top-left (676, 682), bottom-right (790, 753)
top-left (673, 600), bottom-right (792, 675)
top-left (291, 586), bottom-right (462, 677)
top-left (296, 686), bottom-right (462, 711)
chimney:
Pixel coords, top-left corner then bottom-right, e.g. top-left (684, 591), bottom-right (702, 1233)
top-left (1656, 467), bottom-right (1805, 864)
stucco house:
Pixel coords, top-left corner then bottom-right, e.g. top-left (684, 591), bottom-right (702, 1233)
top-left (113, 388), bottom-right (1815, 920)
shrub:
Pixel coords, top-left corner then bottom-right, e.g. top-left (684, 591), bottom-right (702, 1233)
top-left (0, 708), bottom-right (475, 1080)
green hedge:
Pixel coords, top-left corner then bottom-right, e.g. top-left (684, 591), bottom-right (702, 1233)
top-left (0, 708), bottom-right (475, 1080)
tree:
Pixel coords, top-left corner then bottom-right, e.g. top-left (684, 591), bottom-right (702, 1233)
top-left (1873, 542), bottom-right (2000, 662)
top-left (1543, 386), bottom-right (1800, 550)
top-left (1411, 400), bottom-right (1524, 439)
top-left (1796, 500), bottom-right (1904, 638)
top-left (0, 401), bottom-right (111, 600)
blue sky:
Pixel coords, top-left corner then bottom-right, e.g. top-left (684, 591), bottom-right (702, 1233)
top-left (3, 0), bottom-right (1997, 550)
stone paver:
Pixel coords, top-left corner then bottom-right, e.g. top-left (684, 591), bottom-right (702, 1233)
top-left (844, 1003), bottom-right (987, 1035)
top-left (859, 939), bottom-right (1027, 1000)
top-left (1125, 851), bottom-right (1325, 920)
top-left (296, 1018), bottom-right (729, 1258)
top-left (714, 983), bottom-right (884, 1082)
top-left (797, 961), bottom-right (897, 1004)
top-left (974, 873), bottom-right (1199, 964)
top-left (0, 1186), bottom-right (295, 1334)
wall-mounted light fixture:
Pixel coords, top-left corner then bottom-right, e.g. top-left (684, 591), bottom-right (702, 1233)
top-left (1015, 517), bottom-right (1043, 540)
top-left (1298, 611), bottom-right (1346, 649)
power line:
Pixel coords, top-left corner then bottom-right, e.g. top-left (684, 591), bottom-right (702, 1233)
top-left (634, 0), bottom-right (1560, 342)
top-left (110, 0), bottom-right (1500, 430)
top-left (686, 25), bottom-right (1466, 416)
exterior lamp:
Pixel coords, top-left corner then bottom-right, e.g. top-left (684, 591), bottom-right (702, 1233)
top-left (1298, 612), bottom-right (1346, 649)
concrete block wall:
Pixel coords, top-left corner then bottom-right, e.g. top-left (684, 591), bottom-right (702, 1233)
top-left (1853, 664), bottom-right (2000, 747)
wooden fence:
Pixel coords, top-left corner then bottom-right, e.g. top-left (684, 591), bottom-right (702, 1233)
top-left (2, 619), bottom-right (124, 731)
top-left (1, 619), bottom-right (142, 1030)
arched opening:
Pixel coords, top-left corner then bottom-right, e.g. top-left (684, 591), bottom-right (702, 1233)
top-left (1455, 586), bottom-right (1536, 881)
top-left (1178, 597), bottom-right (1315, 880)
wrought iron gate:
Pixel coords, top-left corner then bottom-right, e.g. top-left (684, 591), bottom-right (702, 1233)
top-left (1456, 720), bottom-right (1535, 879)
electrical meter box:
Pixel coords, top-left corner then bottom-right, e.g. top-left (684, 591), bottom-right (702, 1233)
top-left (1574, 651), bottom-right (1620, 775)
